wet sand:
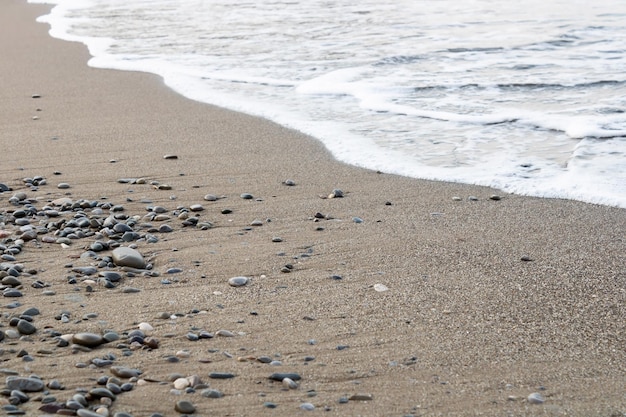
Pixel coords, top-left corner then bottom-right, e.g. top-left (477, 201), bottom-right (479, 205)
top-left (0, 1), bottom-right (624, 416)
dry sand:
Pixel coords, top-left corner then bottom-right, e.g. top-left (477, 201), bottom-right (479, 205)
top-left (0, 1), bottom-right (624, 416)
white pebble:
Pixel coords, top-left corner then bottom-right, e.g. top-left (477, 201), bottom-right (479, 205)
top-left (374, 283), bottom-right (389, 292)
top-left (173, 378), bottom-right (190, 390)
top-left (228, 276), bottom-right (249, 287)
top-left (138, 322), bottom-right (154, 333)
top-left (527, 392), bottom-right (545, 404)
top-left (282, 378), bottom-right (298, 389)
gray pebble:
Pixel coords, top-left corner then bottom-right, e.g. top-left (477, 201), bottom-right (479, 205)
top-left (201, 388), bottom-right (224, 398)
top-left (300, 402), bottom-right (315, 411)
top-left (6, 376), bottom-right (44, 392)
top-left (57, 183), bottom-right (70, 189)
top-left (112, 247), bottom-right (146, 269)
top-left (527, 392), bottom-right (545, 404)
top-left (240, 193), bottom-right (254, 199)
top-left (228, 276), bottom-right (249, 287)
top-left (111, 366), bottom-right (142, 378)
top-left (16, 319), bottom-right (36, 335)
top-left (209, 372), bottom-right (235, 379)
top-left (72, 332), bottom-right (104, 348)
top-left (269, 372), bottom-right (301, 381)
top-left (174, 400), bottom-right (196, 414)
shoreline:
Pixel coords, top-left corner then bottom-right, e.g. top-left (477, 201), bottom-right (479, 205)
top-left (0, 1), bottom-right (624, 416)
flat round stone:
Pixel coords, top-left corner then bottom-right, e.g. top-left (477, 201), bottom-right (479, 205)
top-left (112, 247), bottom-right (146, 269)
top-left (72, 332), bottom-right (104, 348)
top-left (228, 276), bottom-right (249, 287)
top-left (175, 400), bottom-right (196, 414)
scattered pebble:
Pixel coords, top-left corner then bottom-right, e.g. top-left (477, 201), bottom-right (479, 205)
top-left (228, 276), bottom-right (249, 287)
top-left (527, 392), bottom-right (545, 404)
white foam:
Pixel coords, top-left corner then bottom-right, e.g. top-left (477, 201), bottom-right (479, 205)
top-left (26, 0), bottom-right (626, 209)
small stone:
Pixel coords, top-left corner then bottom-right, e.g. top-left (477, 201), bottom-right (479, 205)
top-left (250, 219), bottom-right (263, 226)
top-left (174, 400), bottom-right (196, 414)
top-left (240, 193), bottom-right (254, 200)
top-left (189, 204), bottom-right (204, 212)
top-left (173, 378), bottom-right (190, 390)
top-left (72, 332), bottom-right (104, 348)
top-left (300, 402), bottom-right (315, 411)
top-left (282, 378), bottom-right (298, 389)
top-left (6, 376), bottom-right (45, 392)
top-left (201, 388), bottom-right (224, 398)
top-left (352, 217), bottom-right (363, 223)
top-left (57, 183), bottom-right (71, 189)
top-left (527, 392), bottom-right (545, 404)
top-left (215, 329), bottom-right (235, 337)
top-left (16, 319), bottom-right (36, 335)
top-left (272, 237), bottom-right (283, 242)
top-left (490, 194), bottom-right (502, 201)
top-left (112, 247), bottom-right (146, 269)
top-left (373, 283), bottom-right (388, 292)
top-left (521, 255), bottom-right (533, 262)
top-left (349, 394), bottom-right (374, 401)
top-left (208, 372), bottom-right (235, 379)
top-left (329, 189), bottom-right (343, 198)
top-left (3, 289), bottom-right (23, 298)
top-left (204, 194), bottom-right (218, 201)
top-left (111, 366), bottom-right (142, 378)
top-left (228, 276), bottom-right (249, 287)
top-left (163, 155), bottom-right (178, 160)
top-left (269, 373), bottom-right (301, 382)
top-left (283, 179), bottom-right (296, 186)
top-left (138, 322), bottom-right (154, 332)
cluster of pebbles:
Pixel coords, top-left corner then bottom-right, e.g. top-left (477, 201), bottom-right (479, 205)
top-left (0, 177), bottom-right (378, 415)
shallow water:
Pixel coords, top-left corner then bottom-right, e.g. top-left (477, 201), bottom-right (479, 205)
top-left (31, 0), bottom-right (626, 207)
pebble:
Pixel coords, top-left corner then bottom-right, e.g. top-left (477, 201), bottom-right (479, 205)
top-left (203, 194), bottom-right (218, 201)
top-left (189, 204), bottom-right (204, 211)
top-left (174, 400), bottom-right (196, 414)
top-left (228, 276), bottom-right (249, 287)
top-left (208, 372), bottom-right (235, 379)
top-left (349, 394), bottom-right (374, 401)
top-left (283, 179), bottom-right (296, 186)
top-left (16, 319), bottom-right (36, 335)
top-left (329, 189), bottom-right (343, 198)
top-left (163, 154), bottom-right (178, 159)
top-left (489, 194), bottom-right (502, 200)
top-left (527, 392), bottom-right (545, 404)
top-left (111, 247), bottom-right (146, 269)
top-left (352, 216), bottom-right (364, 223)
top-left (6, 376), bottom-right (45, 392)
top-left (173, 378), bottom-right (190, 390)
top-left (240, 193), bottom-right (254, 200)
top-left (201, 389), bottom-right (223, 398)
top-left (72, 332), bottom-right (105, 347)
top-left (373, 283), bottom-right (389, 292)
top-left (269, 372), bottom-right (301, 382)
top-left (138, 322), bottom-right (154, 332)
top-left (300, 402), bottom-right (315, 411)
top-left (111, 366), bottom-right (142, 378)
top-left (282, 377), bottom-right (299, 389)
top-left (57, 183), bottom-right (71, 189)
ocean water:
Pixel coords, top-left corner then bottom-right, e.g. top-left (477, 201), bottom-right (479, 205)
top-left (29, 0), bottom-right (626, 208)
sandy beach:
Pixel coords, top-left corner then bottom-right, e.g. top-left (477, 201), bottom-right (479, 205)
top-left (1, 1), bottom-right (624, 416)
